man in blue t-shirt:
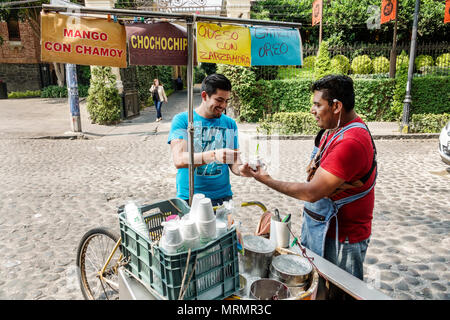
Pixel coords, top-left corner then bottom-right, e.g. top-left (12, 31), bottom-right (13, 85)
top-left (168, 74), bottom-right (244, 206)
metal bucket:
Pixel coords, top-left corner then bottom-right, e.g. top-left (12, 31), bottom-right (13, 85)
top-left (239, 235), bottom-right (276, 278)
top-left (250, 279), bottom-right (291, 300)
top-left (269, 254), bottom-right (313, 288)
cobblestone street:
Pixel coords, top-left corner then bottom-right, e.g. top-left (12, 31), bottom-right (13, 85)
top-left (0, 94), bottom-right (448, 300)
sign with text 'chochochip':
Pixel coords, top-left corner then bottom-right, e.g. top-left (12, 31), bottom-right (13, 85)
top-left (41, 12), bottom-right (127, 68)
top-left (126, 22), bottom-right (189, 66)
top-left (196, 22), bottom-right (251, 67)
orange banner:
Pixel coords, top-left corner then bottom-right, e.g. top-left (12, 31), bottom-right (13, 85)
top-left (312, 0), bottom-right (322, 27)
top-left (381, 0), bottom-right (397, 24)
top-left (445, 0), bottom-right (450, 24)
top-left (41, 12), bottom-right (127, 68)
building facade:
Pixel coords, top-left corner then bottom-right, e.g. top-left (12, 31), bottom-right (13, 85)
top-left (0, 17), bottom-right (54, 93)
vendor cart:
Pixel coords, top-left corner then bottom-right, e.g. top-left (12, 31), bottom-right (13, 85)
top-left (115, 199), bottom-right (391, 301)
top-left (118, 244), bottom-right (391, 300)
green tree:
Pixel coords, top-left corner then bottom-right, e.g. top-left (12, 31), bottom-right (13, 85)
top-left (87, 66), bottom-right (121, 125)
top-left (314, 40), bottom-right (332, 80)
top-left (250, 0), bottom-right (449, 44)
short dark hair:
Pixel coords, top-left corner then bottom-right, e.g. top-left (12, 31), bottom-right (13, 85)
top-left (311, 75), bottom-right (355, 112)
top-left (201, 73), bottom-right (232, 96)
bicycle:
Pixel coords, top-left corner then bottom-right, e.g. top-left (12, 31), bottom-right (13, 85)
top-left (76, 227), bottom-right (124, 300)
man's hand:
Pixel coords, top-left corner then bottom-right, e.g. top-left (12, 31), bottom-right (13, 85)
top-left (214, 148), bottom-right (241, 164)
top-left (238, 163), bottom-right (270, 181)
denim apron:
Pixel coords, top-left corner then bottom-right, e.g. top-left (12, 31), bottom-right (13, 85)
top-left (300, 122), bottom-right (377, 257)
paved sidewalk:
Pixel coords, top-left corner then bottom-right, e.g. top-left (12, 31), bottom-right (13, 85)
top-left (0, 91), bottom-right (439, 141)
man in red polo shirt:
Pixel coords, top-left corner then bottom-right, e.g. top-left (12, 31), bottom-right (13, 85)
top-left (239, 75), bottom-right (377, 281)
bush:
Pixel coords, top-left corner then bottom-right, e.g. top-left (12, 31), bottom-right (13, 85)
top-left (419, 66), bottom-right (449, 76)
top-left (194, 65), bottom-right (206, 84)
top-left (8, 90), bottom-right (41, 98)
top-left (87, 66), bottom-right (121, 125)
top-left (216, 64), bottom-right (258, 121)
top-left (372, 56), bottom-right (390, 74)
top-left (411, 76), bottom-right (450, 115)
top-left (409, 113), bottom-right (450, 133)
top-left (303, 56), bottom-right (316, 69)
top-left (351, 55), bottom-right (373, 74)
top-left (314, 40), bottom-right (332, 80)
top-left (41, 85), bottom-right (89, 98)
top-left (396, 50), bottom-right (409, 70)
top-left (353, 78), bottom-right (396, 121)
top-left (330, 55), bottom-right (350, 75)
top-left (415, 55), bottom-right (434, 70)
top-left (257, 112), bottom-right (320, 135)
top-left (435, 53), bottom-right (450, 68)
top-left (252, 66), bottom-right (278, 80)
top-left (41, 85), bottom-right (67, 98)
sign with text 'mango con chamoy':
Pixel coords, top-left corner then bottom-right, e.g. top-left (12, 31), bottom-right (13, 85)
top-left (249, 27), bottom-right (302, 66)
top-left (41, 12), bottom-right (127, 68)
top-left (196, 22), bottom-right (251, 67)
top-left (126, 22), bottom-right (190, 66)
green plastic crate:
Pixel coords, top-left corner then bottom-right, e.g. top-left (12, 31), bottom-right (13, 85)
top-left (118, 198), bottom-right (240, 300)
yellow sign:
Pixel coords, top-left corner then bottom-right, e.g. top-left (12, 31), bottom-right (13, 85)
top-left (196, 22), bottom-right (251, 67)
top-left (41, 12), bottom-right (127, 68)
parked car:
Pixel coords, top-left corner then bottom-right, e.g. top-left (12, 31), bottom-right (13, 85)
top-left (438, 121), bottom-right (450, 165)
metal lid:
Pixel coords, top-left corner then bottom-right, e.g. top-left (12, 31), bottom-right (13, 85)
top-left (243, 235), bottom-right (276, 254)
top-left (271, 254), bottom-right (312, 276)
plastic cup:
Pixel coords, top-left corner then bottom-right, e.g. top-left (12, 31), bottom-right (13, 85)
top-left (249, 155), bottom-right (264, 171)
top-left (216, 220), bottom-right (228, 238)
top-left (190, 193), bottom-right (205, 219)
top-left (164, 224), bottom-right (183, 246)
top-left (197, 198), bottom-right (215, 222)
top-left (197, 219), bottom-right (216, 240)
top-left (180, 218), bottom-right (199, 239)
top-left (270, 215), bottom-right (291, 248)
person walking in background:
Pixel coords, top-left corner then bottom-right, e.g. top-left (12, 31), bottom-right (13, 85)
top-left (150, 78), bottom-right (168, 122)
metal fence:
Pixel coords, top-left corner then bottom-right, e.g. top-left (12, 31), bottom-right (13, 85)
top-left (253, 42), bottom-right (450, 81)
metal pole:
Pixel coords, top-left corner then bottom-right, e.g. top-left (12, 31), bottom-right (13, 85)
top-left (50, 0), bottom-right (81, 133)
top-left (66, 63), bottom-right (81, 132)
top-left (401, 0), bottom-right (420, 133)
top-left (186, 15), bottom-right (196, 206)
top-left (42, 5), bottom-right (302, 28)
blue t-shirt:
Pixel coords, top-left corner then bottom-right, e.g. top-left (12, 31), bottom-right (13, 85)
top-left (168, 110), bottom-right (239, 200)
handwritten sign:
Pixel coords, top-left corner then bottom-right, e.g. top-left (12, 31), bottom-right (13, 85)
top-left (126, 22), bottom-right (190, 66)
top-left (41, 12), bottom-right (127, 68)
top-left (196, 22), bottom-right (251, 67)
top-left (250, 27), bottom-right (302, 66)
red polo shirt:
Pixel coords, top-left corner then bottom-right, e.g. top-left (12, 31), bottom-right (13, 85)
top-left (319, 117), bottom-right (376, 244)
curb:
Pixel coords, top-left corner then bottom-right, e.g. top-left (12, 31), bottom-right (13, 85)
top-left (29, 133), bottom-right (88, 140)
top-left (250, 133), bottom-right (440, 140)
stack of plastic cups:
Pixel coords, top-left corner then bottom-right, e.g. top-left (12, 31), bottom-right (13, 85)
top-left (196, 198), bottom-right (216, 244)
top-left (180, 218), bottom-right (200, 250)
top-left (189, 193), bottom-right (205, 221)
top-left (161, 222), bottom-right (184, 254)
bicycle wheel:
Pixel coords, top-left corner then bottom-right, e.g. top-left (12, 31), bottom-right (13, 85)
top-left (76, 227), bottom-right (121, 300)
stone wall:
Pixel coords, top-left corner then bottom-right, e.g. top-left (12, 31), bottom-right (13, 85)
top-left (0, 63), bottom-right (42, 93)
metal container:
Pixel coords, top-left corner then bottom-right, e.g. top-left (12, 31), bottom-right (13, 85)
top-left (269, 254), bottom-right (313, 288)
top-left (238, 274), bottom-right (247, 296)
top-left (250, 278), bottom-right (291, 300)
top-left (239, 235), bottom-right (276, 278)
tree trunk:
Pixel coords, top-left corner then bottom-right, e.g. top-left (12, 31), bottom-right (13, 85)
top-left (53, 62), bottom-right (66, 87)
